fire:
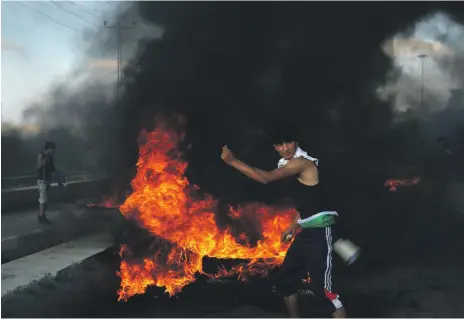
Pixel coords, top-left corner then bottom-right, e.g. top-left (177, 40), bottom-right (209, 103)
top-left (302, 272), bottom-right (311, 284)
top-left (87, 194), bottom-right (121, 208)
top-left (117, 117), bottom-right (296, 301)
top-left (384, 176), bottom-right (421, 192)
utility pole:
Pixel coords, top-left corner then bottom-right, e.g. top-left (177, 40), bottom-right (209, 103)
top-left (418, 54), bottom-right (428, 109)
top-left (104, 20), bottom-right (136, 101)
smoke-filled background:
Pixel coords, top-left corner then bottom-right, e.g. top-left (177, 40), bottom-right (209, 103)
top-left (3, 2), bottom-right (464, 317)
top-left (113, 2), bottom-right (464, 206)
top-left (3, 2), bottom-right (463, 179)
top-left (1, 2), bottom-right (159, 177)
top-left (3, 1), bottom-right (464, 266)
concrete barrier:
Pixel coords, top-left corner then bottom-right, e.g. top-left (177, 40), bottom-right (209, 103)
top-left (0, 207), bottom-right (131, 318)
top-left (1, 205), bottom-right (125, 264)
top-left (1, 245), bottom-right (121, 318)
top-left (1, 179), bottom-right (110, 213)
top-left (1, 233), bottom-right (114, 297)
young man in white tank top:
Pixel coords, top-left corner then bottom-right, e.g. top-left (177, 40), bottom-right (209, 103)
top-left (221, 136), bottom-right (347, 318)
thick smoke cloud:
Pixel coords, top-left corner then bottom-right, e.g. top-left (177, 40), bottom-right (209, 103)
top-left (1, 3), bottom-right (160, 178)
top-left (4, 2), bottom-right (463, 267)
top-left (1, 73), bottom-right (119, 178)
top-left (378, 12), bottom-right (464, 147)
top-left (8, 2), bottom-right (462, 184)
top-left (107, 2), bottom-right (464, 268)
top-left (112, 2), bottom-right (463, 189)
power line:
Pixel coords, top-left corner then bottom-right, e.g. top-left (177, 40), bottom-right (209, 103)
top-left (14, 1), bottom-right (84, 35)
top-left (66, 1), bottom-right (99, 18)
top-left (50, 1), bottom-right (99, 28)
top-left (75, 2), bottom-right (107, 16)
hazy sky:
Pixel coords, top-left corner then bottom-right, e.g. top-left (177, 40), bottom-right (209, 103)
top-left (1, 1), bottom-right (119, 124)
top-left (2, 3), bottom-right (462, 127)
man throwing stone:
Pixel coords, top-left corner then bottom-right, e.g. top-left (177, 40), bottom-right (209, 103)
top-left (221, 132), bottom-right (347, 318)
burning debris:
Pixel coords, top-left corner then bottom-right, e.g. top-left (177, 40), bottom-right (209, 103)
top-left (302, 273), bottom-right (311, 284)
top-left (384, 176), bottom-right (421, 192)
top-left (116, 117), bottom-right (297, 301)
top-left (87, 201), bottom-right (120, 209)
top-left (86, 191), bottom-right (133, 209)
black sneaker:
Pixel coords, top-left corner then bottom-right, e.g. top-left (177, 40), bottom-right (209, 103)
top-left (37, 215), bottom-right (52, 224)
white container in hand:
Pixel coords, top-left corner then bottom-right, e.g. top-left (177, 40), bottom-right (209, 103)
top-left (333, 238), bottom-right (361, 265)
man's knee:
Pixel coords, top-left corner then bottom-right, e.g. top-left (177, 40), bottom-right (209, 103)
top-left (39, 193), bottom-right (47, 204)
top-left (272, 270), bottom-right (300, 297)
top-left (276, 283), bottom-right (300, 297)
top-left (38, 182), bottom-right (48, 204)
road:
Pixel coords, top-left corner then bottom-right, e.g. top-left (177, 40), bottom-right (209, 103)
top-left (1, 203), bottom-right (86, 241)
top-left (1, 202), bottom-right (114, 263)
top-left (66, 257), bottom-right (464, 317)
top-left (2, 198), bottom-right (464, 317)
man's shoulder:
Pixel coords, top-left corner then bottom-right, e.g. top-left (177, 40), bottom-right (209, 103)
top-left (288, 157), bottom-right (317, 168)
top-left (290, 157), bottom-right (316, 163)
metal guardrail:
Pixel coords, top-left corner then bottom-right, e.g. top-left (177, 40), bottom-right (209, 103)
top-left (1, 171), bottom-right (98, 190)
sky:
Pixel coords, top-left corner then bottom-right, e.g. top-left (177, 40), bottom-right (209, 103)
top-left (1, 1), bottom-right (120, 125)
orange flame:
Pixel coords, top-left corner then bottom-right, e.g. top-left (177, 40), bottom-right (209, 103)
top-left (87, 194), bottom-right (121, 208)
top-left (117, 117), bottom-right (296, 301)
top-left (384, 176), bottom-right (421, 192)
top-left (302, 272), bottom-right (311, 284)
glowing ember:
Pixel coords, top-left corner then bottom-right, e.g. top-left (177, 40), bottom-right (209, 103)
top-left (87, 195), bottom-right (121, 208)
top-left (384, 176), bottom-right (421, 192)
top-left (302, 272), bottom-right (311, 284)
top-left (117, 117), bottom-right (297, 301)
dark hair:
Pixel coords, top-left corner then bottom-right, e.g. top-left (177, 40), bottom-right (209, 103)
top-left (269, 122), bottom-right (298, 145)
top-left (44, 141), bottom-right (56, 151)
top-left (269, 126), bottom-right (298, 145)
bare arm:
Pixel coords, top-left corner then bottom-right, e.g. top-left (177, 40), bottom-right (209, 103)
top-left (37, 154), bottom-right (45, 169)
top-left (281, 211), bottom-right (301, 242)
top-left (289, 212), bottom-right (301, 232)
top-left (228, 157), bottom-right (308, 184)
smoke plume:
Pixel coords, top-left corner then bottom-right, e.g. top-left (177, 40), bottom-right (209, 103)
top-left (105, 2), bottom-right (464, 270)
top-left (4, 2), bottom-right (464, 268)
top-left (1, 4), bottom-right (160, 178)
top-left (109, 3), bottom-right (463, 188)
top-left (378, 11), bottom-right (464, 145)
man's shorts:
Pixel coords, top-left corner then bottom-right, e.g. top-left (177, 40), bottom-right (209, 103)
top-left (37, 180), bottom-right (50, 204)
top-left (273, 226), bottom-right (343, 312)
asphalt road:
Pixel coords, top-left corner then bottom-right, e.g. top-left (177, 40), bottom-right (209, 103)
top-left (3, 181), bottom-right (464, 318)
top-left (85, 262), bottom-right (464, 318)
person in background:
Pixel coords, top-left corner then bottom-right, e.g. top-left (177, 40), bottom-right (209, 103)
top-left (37, 141), bottom-right (57, 224)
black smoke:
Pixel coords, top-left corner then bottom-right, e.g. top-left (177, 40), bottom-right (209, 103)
top-left (1, 2), bottom-right (153, 181)
top-left (113, 2), bottom-right (463, 189)
top-left (6, 1), bottom-right (464, 271)
top-left (106, 1), bottom-right (464, 271)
